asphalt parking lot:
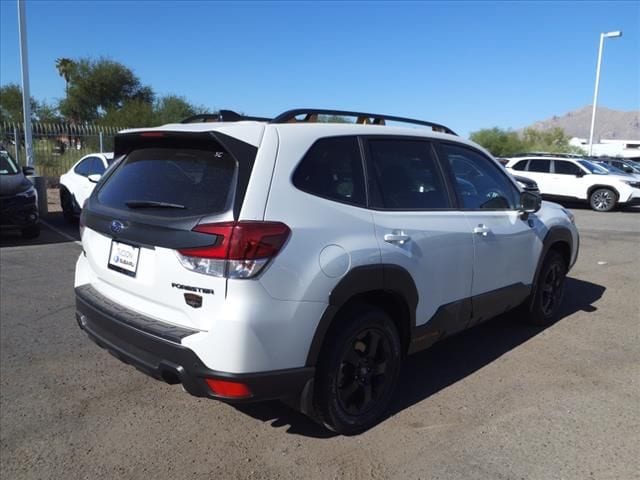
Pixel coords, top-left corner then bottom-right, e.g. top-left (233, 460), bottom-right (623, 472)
top-left (1, 205), bottom-right (638, 480)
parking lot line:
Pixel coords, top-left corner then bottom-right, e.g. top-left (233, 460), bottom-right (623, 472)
top-left (40, 219), bottom-right (82, 246)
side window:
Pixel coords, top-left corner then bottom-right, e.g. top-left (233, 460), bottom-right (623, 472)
top-left (512, 160), bottom-right (528, 171)
top-left (443, 144), bottom-right (519, 210)
top-left (74, 156), bottom-right (104, 176)
top-left (367, 139), bottom-right (450, 210)
top-left (554, 160), bottom-right (581, 175)
top-left (292, 136), bottom-right (366, 206)
top-left (74, 158), bottom-right (92, 176)
top-left (89, 157), bottom-right (107, 175)
top-left (528, 159), bottom-right (552, 173)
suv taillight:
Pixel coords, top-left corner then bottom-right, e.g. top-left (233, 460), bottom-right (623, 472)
top-left (176, 221), bottom-right (290, 279)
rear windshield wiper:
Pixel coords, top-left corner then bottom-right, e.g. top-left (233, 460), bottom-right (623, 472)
top-left (125, 200), bottom-right (186, 209)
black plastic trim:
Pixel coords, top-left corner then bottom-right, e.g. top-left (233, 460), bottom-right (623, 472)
top-left (272, 108), bottom-right (457, 136)
top-left (76, 285), bottom-right (314, 403)
top-left (305, 264), bottom-right (418, 366)
top-left (408, 283), bottom-right (530, 354)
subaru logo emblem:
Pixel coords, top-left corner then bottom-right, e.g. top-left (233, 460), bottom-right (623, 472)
top-left (110, 220), bottom-right (124, 234)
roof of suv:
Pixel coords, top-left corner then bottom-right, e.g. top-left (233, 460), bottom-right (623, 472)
top-left (120, 108), bottom-right (492, 154)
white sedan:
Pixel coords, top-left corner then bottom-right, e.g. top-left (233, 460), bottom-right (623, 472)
top-left (59, 152), bottom-right (114, 221)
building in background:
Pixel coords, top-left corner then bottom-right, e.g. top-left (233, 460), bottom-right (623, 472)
top-left (570, 137), bottom-right (640, 158)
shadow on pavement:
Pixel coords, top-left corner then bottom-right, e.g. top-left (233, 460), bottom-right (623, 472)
top-left (237, 277), bottom-right (605, 437)
top-left (0, 212), bottom-right (80, 248)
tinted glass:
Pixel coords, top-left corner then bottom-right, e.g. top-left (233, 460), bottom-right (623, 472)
top-left (0, 150), bottom-right (19, 175)
top-left (74, 157), bottom-right (93, 176)
top-left (91, 157), bottom-right (106, 175)
top-left (443, 144), bottom-right (519, 210)
top-left (292, 136), bottom-right (365, 206)
top-left (554, 160), bottom-right (581, 175)
top-left (578, 160), bottom-right (608, 174)
top-left (512, 160), bottom-right (528, 171)
top-left (97, 147), bottom-right (236, 215)
top-left (528, 159), bottom-right (551, 173)
top-left (367, 139), bottom-right (449, 209)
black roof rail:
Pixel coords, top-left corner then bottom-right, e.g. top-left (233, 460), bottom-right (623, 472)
top-left (271, 108), bottom-right (457, 136)
top-left (181, 110), bottom-right (271, 124)
top-left (510, 152), bottom-right (583, 158)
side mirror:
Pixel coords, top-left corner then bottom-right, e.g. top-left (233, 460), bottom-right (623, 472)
top-left (575, 170), bottom-right (585, 177)
top-left (87, 173), bottom-right (102, 184)
top-left (22, 166), bottom-right (34, 176)
top-left (520, 191), bottom-right (542, 215)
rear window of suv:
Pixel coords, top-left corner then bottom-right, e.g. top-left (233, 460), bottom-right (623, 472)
top-left (97, 147), bottom-right (236, 215)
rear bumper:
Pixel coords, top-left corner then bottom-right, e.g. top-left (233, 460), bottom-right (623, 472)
top-left (75, 284), bottom-right (314, 403)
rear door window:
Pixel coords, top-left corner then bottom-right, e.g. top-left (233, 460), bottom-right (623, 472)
top-left (528, 159), bottom-right (552, 173)
top-left (97, 147), bottom-right (236, 216)
top-left (554, 160), bottom-right (581, 175)
top-left (366, 139), bottom-right (451, 209)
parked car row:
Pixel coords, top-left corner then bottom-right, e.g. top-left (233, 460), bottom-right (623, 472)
top-left (505, 154), bottom-right (640, 212)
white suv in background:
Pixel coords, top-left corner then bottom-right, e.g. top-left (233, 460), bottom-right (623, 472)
top-left (75, 109), bottom-right (579, 434)
top-left (505, 155), bottom-right (640, 212)
top-left (59, 152), bottom-right (114, 221)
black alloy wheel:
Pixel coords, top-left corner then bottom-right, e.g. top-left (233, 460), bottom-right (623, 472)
top-left (540, 261), bottom-right (565, 317)
top-left (314, 305), bottom-right (402, 435)
top-left (336, 328), bottom-right (392, 416)
top-left (521, 250), bottom-right (567, 326)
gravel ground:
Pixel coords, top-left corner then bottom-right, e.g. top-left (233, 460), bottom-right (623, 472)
top-left (0, 206), bottom-right (638, 480)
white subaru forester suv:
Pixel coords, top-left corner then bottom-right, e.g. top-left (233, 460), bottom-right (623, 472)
top-left (75, 109), bottom-right (579, 434)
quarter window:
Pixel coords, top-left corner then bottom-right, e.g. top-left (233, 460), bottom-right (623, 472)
top-left (443, 144), bottom-right (519, 210)
top-left (292, 136), bottom-right (366, 206)
top-left (367, 139), bottom-right (450, 209)
top-left (512, 160), bottom-right (528, 171)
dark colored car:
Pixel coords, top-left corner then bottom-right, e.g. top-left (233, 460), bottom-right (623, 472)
top-left (0, 148), bottom-right (40, 238)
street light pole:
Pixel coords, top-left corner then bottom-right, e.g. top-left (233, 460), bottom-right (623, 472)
top-left (17, 0), bottom-right (34, 167)
top-left (588, 30), bottom-right (622, 156)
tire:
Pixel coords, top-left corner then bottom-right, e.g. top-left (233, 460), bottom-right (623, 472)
top-left (521, 251), bottom-right (567, 326)
top-left (60, 188), bottom-right (75, 222)
top-left (21, 224), bottom-right (40, 239)
top-left (589, 188), bottom-right (617, 212)
top-left (313, 305), bottom-right (402, 435)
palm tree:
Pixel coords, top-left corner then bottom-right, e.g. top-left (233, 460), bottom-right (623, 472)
top-left (55, 58), bottom-right (75, 99)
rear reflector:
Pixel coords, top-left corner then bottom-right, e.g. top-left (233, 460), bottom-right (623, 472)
top-left (139, 132), bottom-right (165, 137)
top-left (205, 378), bottom-right (252, 399)
top-left (176, 221), bottom-right (290, 278)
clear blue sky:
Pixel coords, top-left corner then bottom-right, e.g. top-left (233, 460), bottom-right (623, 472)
top-left (1, 0), bottom-right (638, 137)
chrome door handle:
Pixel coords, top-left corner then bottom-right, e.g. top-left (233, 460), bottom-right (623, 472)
top-left (384, 232), bottom-right (411, 244)
top-left (473, 224), bottom-right (491, 237)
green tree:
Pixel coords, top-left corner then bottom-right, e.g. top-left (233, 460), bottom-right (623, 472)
top-left (470, 126), bottom-right (582, 156)
top-left (59, 57), bottom-right (154, 122)
top-left (0, 83), bottom-right (37, 123)
top-left (102, 99), bottom-right (155, 127)
top-left (153, 95), bottom-right (199, 125)
top-left (470, 127), bottom-right (524, 156)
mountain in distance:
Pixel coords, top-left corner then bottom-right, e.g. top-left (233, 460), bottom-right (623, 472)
top-left (526, 106), bottom-right (640, 140)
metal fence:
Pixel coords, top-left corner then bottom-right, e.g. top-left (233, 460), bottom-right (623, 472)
top-left (0, 122), bottom-right (128, 180)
